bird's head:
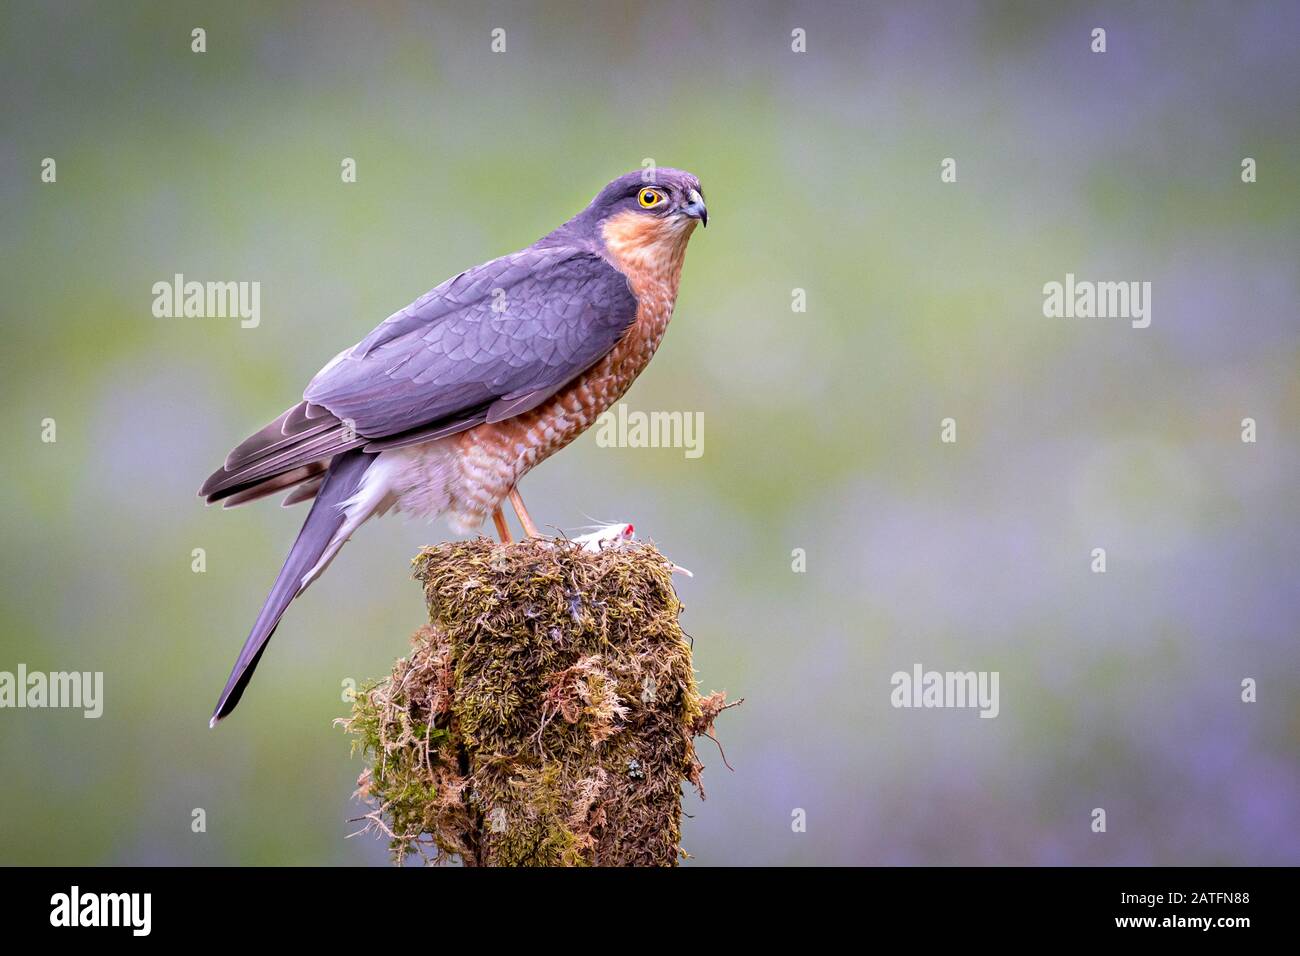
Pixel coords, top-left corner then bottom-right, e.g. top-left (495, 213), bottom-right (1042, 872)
top-left (575, 168), bottom-right (707, 273)
top-left (592, 167), bottom-right (707, 226)
top-left (588, 168), bottom-right (707, 229)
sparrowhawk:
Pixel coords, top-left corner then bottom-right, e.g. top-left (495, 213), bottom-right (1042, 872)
top-left (199, 168), bottom-right (707, 725)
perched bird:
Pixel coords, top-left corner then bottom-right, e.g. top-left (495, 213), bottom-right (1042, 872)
top-left (199, 168), bottom-right (707, 725)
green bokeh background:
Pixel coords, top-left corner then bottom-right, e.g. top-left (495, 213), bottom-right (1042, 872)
top-left (1, 1), bottom-right (1297, 865)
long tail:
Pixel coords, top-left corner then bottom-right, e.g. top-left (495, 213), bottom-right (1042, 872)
top-left (209, 450), bottom-right (378, 726)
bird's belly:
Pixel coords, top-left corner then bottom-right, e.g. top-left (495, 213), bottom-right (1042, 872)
top-left (444, 295), bottom-right (676, 531)
top-left (379, 400), bottom-right (599, 534)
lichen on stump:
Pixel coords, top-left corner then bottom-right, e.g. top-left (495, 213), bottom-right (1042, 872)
top-left (339, 537), bottom-right (735, 866)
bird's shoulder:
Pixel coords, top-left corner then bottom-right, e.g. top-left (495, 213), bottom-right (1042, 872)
top-left (300, 240), bottom-right (640, 438)
top-left (346, 242), bottom-right (633, 362)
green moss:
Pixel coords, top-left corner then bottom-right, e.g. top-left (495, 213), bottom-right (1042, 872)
top-left (339, 538), bottom-right (735, 866)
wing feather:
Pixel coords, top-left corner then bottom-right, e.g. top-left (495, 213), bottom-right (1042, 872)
top-left (303, 246), bottom-right (636, 437)
top-left (200, 245), bottom-right (637, 506)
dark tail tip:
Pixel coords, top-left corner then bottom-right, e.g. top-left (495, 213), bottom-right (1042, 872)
top-left (209, 638), bottom-right (271, 727)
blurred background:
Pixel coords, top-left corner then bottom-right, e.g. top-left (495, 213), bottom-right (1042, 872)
top-left (1, 0), bottom-right (1297, 865)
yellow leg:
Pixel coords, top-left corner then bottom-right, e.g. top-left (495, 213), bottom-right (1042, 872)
top-left (508, 487), bottom-right (542, 538)
top-left (491, 505), bottom-right (513, 543)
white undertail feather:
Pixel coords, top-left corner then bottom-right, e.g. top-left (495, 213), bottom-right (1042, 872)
top-left (299, 439), bottom-right (463, 588)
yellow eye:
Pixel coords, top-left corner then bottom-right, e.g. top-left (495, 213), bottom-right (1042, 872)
top-left (638, 188), bottom-right (664, 208)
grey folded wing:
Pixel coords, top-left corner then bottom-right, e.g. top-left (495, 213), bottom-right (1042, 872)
top-left (199, 244), bottom-right (637, 504)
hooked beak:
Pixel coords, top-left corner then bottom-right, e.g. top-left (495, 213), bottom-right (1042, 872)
top-left (681, 187), bottom-right (708, 227)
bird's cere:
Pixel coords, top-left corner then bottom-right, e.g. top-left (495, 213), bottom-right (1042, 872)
top-left (682, 187), bottom-right (708, 226)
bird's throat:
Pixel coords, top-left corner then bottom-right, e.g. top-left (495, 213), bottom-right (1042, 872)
top-left (600, 210), bottom-right (695, 301)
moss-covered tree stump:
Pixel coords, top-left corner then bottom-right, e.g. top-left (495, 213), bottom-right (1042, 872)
top-left (340, 538), bottom-right (734, 866)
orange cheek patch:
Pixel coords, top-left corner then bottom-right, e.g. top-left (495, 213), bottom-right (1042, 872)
top-left (602, 210), bottom-right (683, 249)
